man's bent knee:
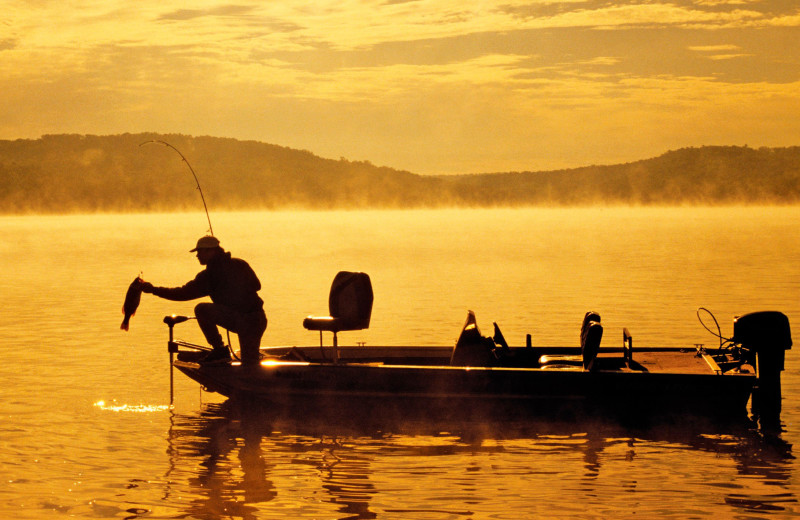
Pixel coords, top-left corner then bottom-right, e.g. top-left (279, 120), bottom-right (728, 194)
top-left (194, 302), bottom-right (214, 319)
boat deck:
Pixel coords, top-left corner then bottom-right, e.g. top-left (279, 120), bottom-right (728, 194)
top-left (633, 349), bottom-right (717, 375)
top-left (255, 344), bottom-right (745, 376)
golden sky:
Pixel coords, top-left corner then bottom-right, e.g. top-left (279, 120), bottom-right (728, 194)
top-left (2, 0), bottom-right (799, 173)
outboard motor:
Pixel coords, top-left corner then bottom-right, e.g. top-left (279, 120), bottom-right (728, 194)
top-left (733, 311), bottom-right (792, 426)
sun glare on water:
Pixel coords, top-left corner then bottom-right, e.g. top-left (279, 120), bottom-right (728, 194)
top-left (94, 400), bottom-right (170, 413)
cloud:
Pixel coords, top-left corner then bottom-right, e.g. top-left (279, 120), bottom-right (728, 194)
top-left (706, 53), bottom-right (753, 60)
top-left (687, 43), bottom-right (752, 59)
top-left (157, 5), bottom-right (259, 21)
top-left (3, 0), bottom-right (799, 173)
top-left (767, 11), bottom-right (800, 27)
top-left (254, 53), bottom-right (533, 103)
top-left (688, 44), bottom-right (741, 51)
top-left (4, 1), bottom-right (786, 68)
top-left (692, 0), bottom-right (759, 5)
top-left (256, 2), bottom-right (770, 50)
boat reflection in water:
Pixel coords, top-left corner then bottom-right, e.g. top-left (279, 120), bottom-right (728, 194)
top-left (164, 399), bottom-right (795, 520)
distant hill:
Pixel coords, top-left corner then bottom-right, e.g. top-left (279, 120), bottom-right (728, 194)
top-left (1, 133), bottom-right (799, 213)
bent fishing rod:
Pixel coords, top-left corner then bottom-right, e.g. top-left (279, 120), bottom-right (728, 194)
top-left (139, 140), bottom-right (214, 236)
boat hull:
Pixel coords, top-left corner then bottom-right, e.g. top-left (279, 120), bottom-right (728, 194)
top-left (174, 355), bottom-right (755, 420)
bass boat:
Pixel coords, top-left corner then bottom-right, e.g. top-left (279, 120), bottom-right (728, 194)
top-left (165, 272), bottom-right (792, 426)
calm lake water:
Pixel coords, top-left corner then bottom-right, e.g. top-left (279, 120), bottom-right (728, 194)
top-left (1, 207), bottom-right (799, 519)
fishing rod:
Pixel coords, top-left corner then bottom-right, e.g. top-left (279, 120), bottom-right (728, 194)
top-left (139, 140), bottom-right (214, 236)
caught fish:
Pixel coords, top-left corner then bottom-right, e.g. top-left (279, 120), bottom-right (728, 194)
top-left (120, 276), bottom-right (143, 331)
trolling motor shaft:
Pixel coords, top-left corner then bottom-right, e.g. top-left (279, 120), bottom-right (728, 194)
top-left (164, 314), bottom-right (192, 404)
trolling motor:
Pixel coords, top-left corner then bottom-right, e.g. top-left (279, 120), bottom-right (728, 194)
top-left (164, 315), bottom-right (190, 405)
top-left (164, 314), bottom-right (191, 348)
top-left (733, 311), bottom-right (792, 427)
top-left (163, 314), bottom-right (204, 405)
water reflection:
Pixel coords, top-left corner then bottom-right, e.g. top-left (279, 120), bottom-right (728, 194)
top-left (317, 448), bottom-right (377, 520)
top-left (165, 400), bottom-right (795, 519)
top-left (720, 432), bottom-right (797, 513)
top-left (166, 406), bottom-right (276, 519)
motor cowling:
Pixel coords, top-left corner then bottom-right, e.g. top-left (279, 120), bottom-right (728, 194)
top-left (733, 311), bottom-right (792, 427)
top-left (733, 311), bottom-right (792, 359)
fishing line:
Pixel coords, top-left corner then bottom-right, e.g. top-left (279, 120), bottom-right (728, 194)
top-left (140, 140), bottom-right (214, 236)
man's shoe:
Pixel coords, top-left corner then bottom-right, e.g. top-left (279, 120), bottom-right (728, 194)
top-left (201, 348), bottom-right (232, 365)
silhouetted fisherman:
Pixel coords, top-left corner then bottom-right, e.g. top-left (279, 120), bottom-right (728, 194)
top-left (141, 236), bottom-right (267, 366)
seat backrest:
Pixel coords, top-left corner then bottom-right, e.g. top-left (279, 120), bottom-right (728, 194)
top-left (450, 310), bottom-right (496, 366)
top-left (580, 311), bottom-right (602, 370)
top-left (329, 271), bottom-right (374, 329)
top-left (580, 311), bottom-right (601, 348)
top-left (582, 322), bottom-right (603, 370)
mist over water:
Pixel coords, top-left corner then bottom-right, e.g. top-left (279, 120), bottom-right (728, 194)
top-left (1, 206), bottom-right (799, 519)
top-left (3, 136), bottom-right (800, 213)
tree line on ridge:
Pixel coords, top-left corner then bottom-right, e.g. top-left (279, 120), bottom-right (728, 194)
top-left (0, 133), bottom-right (798, 213)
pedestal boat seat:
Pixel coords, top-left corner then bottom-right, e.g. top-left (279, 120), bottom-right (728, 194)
top-left (303, 271), bottom-right (374, 363)
top-left (538, 311), bottom-right (605, 370)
